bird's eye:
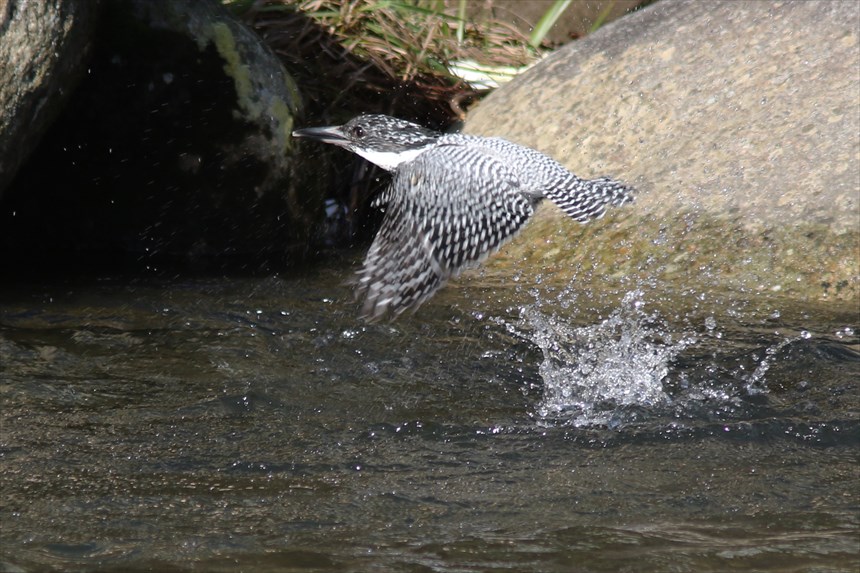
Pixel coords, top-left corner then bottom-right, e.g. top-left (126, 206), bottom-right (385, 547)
top-left (351, 126), bottom-right (365, 139)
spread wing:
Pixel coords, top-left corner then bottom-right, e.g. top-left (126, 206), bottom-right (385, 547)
top-left (355, 144), bottom-right (534, 321)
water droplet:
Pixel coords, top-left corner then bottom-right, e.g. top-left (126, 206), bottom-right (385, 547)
top-left (834, 326), bottom-right (854, 339)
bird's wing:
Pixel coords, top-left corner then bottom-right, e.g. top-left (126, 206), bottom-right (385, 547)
top-left (472, 137), bottom-right (635, 223)
top-left (355, 144), bottom-right (534, 320)
top-left (545, 175), bottom-right (635, 223)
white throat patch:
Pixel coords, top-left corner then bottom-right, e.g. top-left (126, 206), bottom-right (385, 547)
top-left (352, 147), bottom-right (426, 171)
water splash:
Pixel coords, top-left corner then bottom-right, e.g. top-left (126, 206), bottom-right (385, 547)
top-left (500, 287), bottom-right (836, 428)
top-left (508, 290), bottom-right (694, 427)
top-left (740, 333), bottom-right (802, 394)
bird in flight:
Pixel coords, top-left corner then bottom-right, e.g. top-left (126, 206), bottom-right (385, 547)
top-left (293, 114), bottom-right (634, 321)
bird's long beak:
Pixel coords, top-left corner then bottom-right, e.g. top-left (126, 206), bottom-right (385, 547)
top-left (291, 125), bottom-right (348, 146)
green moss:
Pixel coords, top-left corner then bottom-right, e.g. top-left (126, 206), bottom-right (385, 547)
top-left (209, 22), bottom-right (260, 118)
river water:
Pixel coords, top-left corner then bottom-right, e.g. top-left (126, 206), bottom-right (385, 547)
top-left (1, 262), bottom-right (857, 572)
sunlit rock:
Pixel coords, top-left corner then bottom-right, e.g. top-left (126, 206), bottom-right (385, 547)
top-left (465, 0), bottom-right (859, 308)
top-left (0, 0), bottom-right (98, 200)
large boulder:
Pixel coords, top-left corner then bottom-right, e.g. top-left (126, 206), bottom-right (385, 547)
top-left (465, 0), bottom-right (859, 309)
top-left (0, 0), bottom-right (317, 270)
top-left (0, 0), bottom-right (99, 200)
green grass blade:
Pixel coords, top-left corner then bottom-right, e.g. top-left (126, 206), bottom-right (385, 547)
top-left (588, 0), bottom-right (618, 34)
top-left (456, 0), bottom-right (467, 44)
top-left (529, 0), bottom-right (572, 48)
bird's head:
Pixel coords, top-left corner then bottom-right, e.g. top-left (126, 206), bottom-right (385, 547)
top-left (292, 114), bottom-right (441, 171)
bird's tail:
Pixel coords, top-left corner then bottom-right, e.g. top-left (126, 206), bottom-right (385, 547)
top-left (546, 175), bottom-right (635, 223)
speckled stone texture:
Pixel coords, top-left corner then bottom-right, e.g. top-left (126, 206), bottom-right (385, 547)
top-left (465, 0), bottom-right (859, 307)
top-left (0, 0), bottom-right (99, 200)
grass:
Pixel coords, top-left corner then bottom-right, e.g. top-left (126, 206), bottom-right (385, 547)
top-left (529, 0), bottom-right (573, 48)
top-left (228, 1), bottom-right (652, 124)
top-left (239, 1), bottom-right (538, 80)
top-left (229, 0), bottom-right (573, 125)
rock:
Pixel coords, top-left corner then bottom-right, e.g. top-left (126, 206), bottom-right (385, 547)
top-left (0, 0), bottom-right (317, 270)
top-left (464, 0), bottom-right (859, 309)
top-left (0, 0), bottom-right (99, 201)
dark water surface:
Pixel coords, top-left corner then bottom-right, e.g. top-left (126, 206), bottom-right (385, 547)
top-left (1, 266), bottom-right (858, 572)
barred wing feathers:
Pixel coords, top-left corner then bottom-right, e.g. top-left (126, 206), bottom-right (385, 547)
top-left (355, 144), bottom-right (534, 320)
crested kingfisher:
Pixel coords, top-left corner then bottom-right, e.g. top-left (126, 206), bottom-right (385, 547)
top-left (293, 114), bottom-right (634, 320)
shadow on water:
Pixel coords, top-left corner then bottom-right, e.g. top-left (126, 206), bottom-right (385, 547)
top-left (0, 263), bottom-right (858, 572)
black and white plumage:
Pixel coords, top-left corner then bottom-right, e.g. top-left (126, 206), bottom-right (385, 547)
top-left (293, 114), bottom-right (634, 320)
